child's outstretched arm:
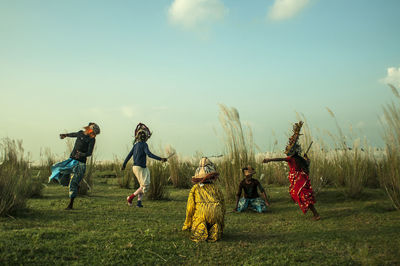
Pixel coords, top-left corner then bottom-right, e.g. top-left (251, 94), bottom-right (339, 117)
top-left (144, 143), bottom-right (167, 162)
top-left (262, 157), bottom-right (287, 163)
top-left (121, 147), bottom-right (134, 170)
top-left (59, 132), bottom-right (78, 139)
top-left (258, 182), bottom-right (270, 206)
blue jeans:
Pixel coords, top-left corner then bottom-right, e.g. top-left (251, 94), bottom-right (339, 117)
top-left (237, 197), bottom-right (267, 213)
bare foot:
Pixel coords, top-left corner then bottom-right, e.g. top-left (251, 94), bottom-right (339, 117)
top-left (312, 215), bottom-right (321, 221)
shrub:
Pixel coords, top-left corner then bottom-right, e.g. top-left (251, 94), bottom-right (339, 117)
top-left (146, 160), bottom-right (169, 200)
top-left (0, 139), bottom-right (43, 216)
top-left (379, 84), bottom-right (400, 210)
top-left (114, 157), bottom-right (135, 189)
top-left (167, 147), bottom-right (192, 188)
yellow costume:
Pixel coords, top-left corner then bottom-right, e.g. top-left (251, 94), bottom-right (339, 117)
top-left (182, 157), bottom-right (225, 242)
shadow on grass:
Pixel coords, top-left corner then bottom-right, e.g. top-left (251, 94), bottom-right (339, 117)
top-left (223, 231), bottom-right (269, 243)
top-left (362, 203), bottom-right (396, 213)
top-left (223, 223), bottom-right (400, 248)
top-left (318, 188), bottom-right (387, 204)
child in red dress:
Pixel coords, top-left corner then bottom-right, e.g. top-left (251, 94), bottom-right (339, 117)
top-left (263, 121), bottom-right (320, 220)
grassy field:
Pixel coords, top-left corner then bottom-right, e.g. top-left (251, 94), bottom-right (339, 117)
top-left (1, 178), bottom-right (399, 265)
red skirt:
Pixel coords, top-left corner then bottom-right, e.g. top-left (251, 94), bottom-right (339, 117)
top-left (288, 170), bottom-right (316, 214)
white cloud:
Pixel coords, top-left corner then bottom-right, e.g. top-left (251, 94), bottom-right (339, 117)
top-left (380, 66), bottom-right (400, 87)
top-left (120, 106), bottom-right (135, 118)
top-left (268, 0), bottom-right (310, 21)
top-left (168, 0), bottom-right (228, 31)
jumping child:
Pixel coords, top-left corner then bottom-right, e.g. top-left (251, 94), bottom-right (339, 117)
top-left (49, 122), bottom-right (100, 210)
top-left (262, 121), bottom-right (320, 220)
top-left (122, 123), bottom-right (167, 208)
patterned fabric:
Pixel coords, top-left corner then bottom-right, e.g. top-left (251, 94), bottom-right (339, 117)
top-left (286, 156), bottom-right (315, 214)
top-left (237, 197), bottom-right (267, 213)
top-left (49, 158), bottom-right (79, 184)
top-left (182, 183), bottom-right (225, 242)
top-left (49, 158), bottom-right (86, 198)
top-left (132, 166), bottom-right (151, 193)
top-left (68, 162), bottom-right (86, 198)
top-left (192, 157), bottom-right (217, 179)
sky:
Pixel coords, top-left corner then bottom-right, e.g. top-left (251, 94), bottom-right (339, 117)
top-left (1, 0), bottom-right (400, 162)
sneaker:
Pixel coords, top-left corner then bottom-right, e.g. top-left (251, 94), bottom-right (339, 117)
top-left (126, 196), bottom-right (133, 207)
top-left (136, 201), bottom-right (143, 208)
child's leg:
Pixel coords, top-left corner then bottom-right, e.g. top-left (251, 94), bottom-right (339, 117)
top-left (237, 198), bottom-right (249, 212)
top-left (67, 163), bottom-right (86, 209)
top-left (309, 204), bottom-right (320, 220)
top-left (136, 191), bottom-right (144, 207)
top-left (251, 198), bottom-right (267, 213)
top-left (127, 187), bottom-right (144, 203)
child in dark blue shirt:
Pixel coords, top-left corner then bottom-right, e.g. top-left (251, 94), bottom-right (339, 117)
top-left (122, 123), bottom-right (167, 207)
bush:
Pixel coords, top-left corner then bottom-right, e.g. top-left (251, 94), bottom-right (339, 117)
top-left (113, 157), bottom-right (135, 189)
top-left (146, 160), bottom-right (169, 200)
top-left (379, 84), bottom-right (400, 210)
top-left (0, 139), bottom-right (43, 216)
top-left (167, 147), bottom-right (192, 188)
top-left (37, 147), bottom-right (56, 183)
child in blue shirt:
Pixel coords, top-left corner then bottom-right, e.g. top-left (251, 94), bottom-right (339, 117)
top-left (122, 123), bottom-right (167, 207)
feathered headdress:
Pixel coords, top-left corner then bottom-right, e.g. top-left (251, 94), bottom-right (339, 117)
top-left (134, 123), bottom-right (152, 143)
top-left (285, 121), bottom-right (303, 155)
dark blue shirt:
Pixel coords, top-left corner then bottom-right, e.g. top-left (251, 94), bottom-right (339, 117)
top-left (122, 141), bottom-right (162, 168)
top-left (66, 130), bottom-right (95, 163)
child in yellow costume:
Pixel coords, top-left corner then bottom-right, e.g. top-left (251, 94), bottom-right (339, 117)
top-left (182, 157), bottom-right (225, 242)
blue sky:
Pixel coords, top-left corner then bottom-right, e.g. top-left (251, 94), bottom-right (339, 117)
top-left (1, 0), bottom-right (399, 161)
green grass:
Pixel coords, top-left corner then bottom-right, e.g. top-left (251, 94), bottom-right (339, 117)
top-left (1, 179), bottom-right (399, 265)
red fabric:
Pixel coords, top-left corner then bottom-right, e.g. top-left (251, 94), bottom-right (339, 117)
top-left (286, 156), bottom-right (315, 214)
top-left (127, 193), bottom-right (136, 203)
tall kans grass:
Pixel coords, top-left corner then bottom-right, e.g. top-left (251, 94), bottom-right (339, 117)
top-left (167, 147), bottom-right (192, 189)
top-left (218, 104), bottom-right (255, 201)
top-left (379, 85), bottom-right (400, 210)
top-left (0, 139), bottom-right (43, 216)
top-left (147, 160), bottom-right (169, 200)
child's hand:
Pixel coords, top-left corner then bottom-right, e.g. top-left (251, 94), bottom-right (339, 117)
top-left (74, 151), bottom-right (82, 159)
top-left (59, 134), bottom-right (66, 139)
top-left (121, 166), bottom-right (125, 171)
top-left (262, 158), bottom-right (270, 163)
top-left (265, 201), bottom-right (270, 207)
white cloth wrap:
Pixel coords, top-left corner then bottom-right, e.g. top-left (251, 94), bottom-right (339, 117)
top-left (132, 166), bottom-right (151, 193)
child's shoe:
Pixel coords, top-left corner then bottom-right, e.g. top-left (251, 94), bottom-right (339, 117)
top-left (126, 196), bottom-right (133, 206)
top-left (136, 200), bottom-right (143, 208)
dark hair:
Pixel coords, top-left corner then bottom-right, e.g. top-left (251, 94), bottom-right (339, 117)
top-left (293, 154), bottom-right (310, 174)
top-left (241, 167), bottom-right (248, 174)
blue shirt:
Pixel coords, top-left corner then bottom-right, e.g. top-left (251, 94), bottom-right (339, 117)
top-left (122, 141), bottom-right (162, 168)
